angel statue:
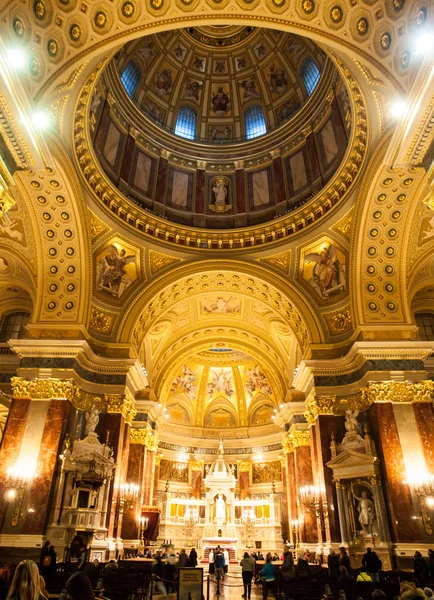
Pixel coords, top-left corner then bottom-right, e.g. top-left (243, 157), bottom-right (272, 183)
top-left (305, 244), bottom-right (346, 298)
top-left (344, 409), bottom-right (359, 434)
top-left (85, 406), bottom-right (100, 435)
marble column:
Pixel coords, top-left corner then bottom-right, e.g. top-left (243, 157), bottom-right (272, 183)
top-left (190, 461), bottom-right (203, 499)
top-left (293, 444), bottom-right (318, 544)
top-left (281, 459), bottom-right (290, 543)
top-left (413, 402), bottom-right (434, 473)
top-left (238, 461), bottom-right (250, 500)
top-left (153, 454), bottom-right (162, 504)
top-left (143, 449), bottom-right (156, 506)
top-left (285, 451), bottom-right (297, 544)
top-left (121, 442), bottom-right (146, 540)
top-left (369, 403), bottom-right (419, 542)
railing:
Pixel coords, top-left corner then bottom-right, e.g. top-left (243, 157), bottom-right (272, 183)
top-left (64, 508), bottom-right (105, 529)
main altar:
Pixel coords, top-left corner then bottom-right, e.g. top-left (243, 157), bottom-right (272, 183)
top-left (156, 441), bottom-right (283, 557)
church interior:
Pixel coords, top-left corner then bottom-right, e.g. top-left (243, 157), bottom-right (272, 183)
top-left (0, 0), bottom-right (434, 577)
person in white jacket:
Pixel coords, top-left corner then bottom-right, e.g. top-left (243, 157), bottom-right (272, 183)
top-left (209, 549), bottom-right (214, 575)
top-left (223, 548), bottom-right (229, 575)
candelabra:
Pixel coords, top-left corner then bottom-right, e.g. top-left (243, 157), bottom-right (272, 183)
top-left (185, 507), bottom-right (198, 547)
top-left (115, 483), bottom-right (139, 528)
top-left (242, 508), bottom-right (256, 548)
top-left (139, 516), bottom-right (149, 550)
top-left (299, 485), bottom-right (326, 538)
top-left (409, 475), bottom-right (434, 535)
top-left (5, 463), bottom-right (37, 526)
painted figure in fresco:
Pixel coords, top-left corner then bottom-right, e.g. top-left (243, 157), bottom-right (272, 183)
top-left (97, 245), bottom-right (135, 297)
top-left (241, 79), bottom-right (260, 100)
top-left (305, 244), bottom-right (346, 298)
top-left (208, 369), bottom-right (234, 397)
top-left (245, 365), bottom-right (272, 397)
top-left (212, 88), bottom-right (230, 115)
top-left (185, 80), bottom-right (202, 101)
top-left (155, 69), bottom-right (173, 97)
top-left (269, 66), bottom-right (288, 93)
top-left (171, 364), bottom-right (197, 400)
top-left (214, 61), bottom-right (227, 74)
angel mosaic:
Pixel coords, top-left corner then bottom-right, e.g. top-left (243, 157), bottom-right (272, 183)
top-left (207, 369), bottom-right (234, 398)
top-left (202, 296), bottom-right (240, 314)
top-left (245, 365), bottom-right (272, 397)
top-left (96, 244), bottom-right (136, 298)
top-left (170, 364), bottom-right (197, 401)
top-left (304, 243), bottom-right (346, 299)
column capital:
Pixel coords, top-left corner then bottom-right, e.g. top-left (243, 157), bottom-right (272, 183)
top-left (361, 380), bottom-right (434, 404)
top-left (130, 427), bottom-right (159, 451)
top-left (282, 428), bottom-right (310, 453)
top-left (190, 460), bottom-right (204, 471)
top-left (237, 460), bottom-right (251, 472)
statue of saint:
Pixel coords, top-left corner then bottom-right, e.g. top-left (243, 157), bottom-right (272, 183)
top-left (354, 489), bottom-right (377, 536)
top-left (85, 406), bottom-right (100, 435)
top-left (215, 494), bottom-right (226, 525)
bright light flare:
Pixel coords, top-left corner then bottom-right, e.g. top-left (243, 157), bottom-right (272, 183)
top-left (389, 99), bottom-right (408, 119)
top-left (4, 489), bottom-right (16, 502)
top-left (6, 47), bottom-right (27, 70)
top-left (32, 110), bottom-right (52, 130)
top-left (413, 31), bottom-right (434, 56)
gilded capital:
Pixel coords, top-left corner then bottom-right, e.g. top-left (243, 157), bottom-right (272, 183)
top-left (361, 381), bottom-right (434, 404)
top-left (130, 428), bottom-right (159, 451)
top-left (282, 430), bottom-right (310, 453)
top-left (238, 460), bottom-right (251, 472)
top-left (190, 460), bottom-right (204, 471)
top-left (106, 394), bottom-right (137, 424)
top-left (11, 377), bottom-right (76, 400)
top-left (304, 395), bottom-right (336, 425)
top-left (155, 453), bottom-right (163, 466)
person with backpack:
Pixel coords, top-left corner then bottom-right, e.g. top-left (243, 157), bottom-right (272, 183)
top-left (362, 548), bottom-right (381, 582)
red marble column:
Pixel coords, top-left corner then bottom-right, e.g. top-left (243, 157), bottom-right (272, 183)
top-left (121, 443), bottom-right (146, 540)
top-left (293, 445), bottom-right (318, 544)
top-left (191, 468), bottom-right (202, 499)
top-left (281, 463), bottom-right (289, 543)
top-left (235, 168), bottom-right (246, 213)
top-left (143, 450), bottom-right (156, 506)
top-left (370, 403), bottom-right (419, 542)
top-left (153, 456), bottom-right (161, 504)
top-left (286, 452), bottom-right (297, 528)
top-left (239, 469), bottom-right (250, 500)
top-left (413, 402), bottom-right (434, 473)
top-left (0, 399), bottom-right (30, 530)
top-left (22, 399), bottom-right (71, 534)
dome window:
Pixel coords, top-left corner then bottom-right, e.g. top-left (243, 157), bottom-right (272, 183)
top-left (245, 105), bottom-right (267, 140)
top-left (0, 311), bottom-right (30, 342)
top-left (121, 61), bottom-right (140, 98)
top-left (175, 106), bottom-right (197, 140)
top-left (302, 58), bottom-right (321, 96)
top-left (415, 312), bottom-right (434, 340)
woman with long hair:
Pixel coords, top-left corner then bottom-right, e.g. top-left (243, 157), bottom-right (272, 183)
top-left (6, 560), bottom-right (47, 600)
top-left (64, 572), bottom-right (95, 600)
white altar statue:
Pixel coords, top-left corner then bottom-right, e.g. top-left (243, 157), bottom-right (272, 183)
top-left (354, 489), bottom-right (378, 536)
top-left (215, 494), bottom-right (226, 525)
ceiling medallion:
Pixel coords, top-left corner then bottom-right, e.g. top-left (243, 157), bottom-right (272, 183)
top-left (302, 0), bottom-right (315, 13)
top-left (122, 1), bottom-right (135, 16)
top-left (392, 0), bottom-right (404, 10)
top-left (94, 11), bottom-right (107, 27)
top-left (356, 17), bottom-right (369, 35)
top-left (330, 6), bottom-right (343, 22)
top-left (150, 0), bottom-right (163, 8)
top-left (30, 57), bottom-right (39, 75)
top-left (400, 51), bottom-right (410, 68)
top-left (34, 0), bottom-right (46, 19)
top-left (273, 0), bottom-right (286, 6)
top-left (47, 39), bottom-right (58, 56)
top-left (416, 7), bottom-right (426, 26)
top-left (69, 24), bottom-right (81, 41)
top-left (380, 32), bottom-right (391, 50)
top-left (13, 17), bottom-right (25, 37)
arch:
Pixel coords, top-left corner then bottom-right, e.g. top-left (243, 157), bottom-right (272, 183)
top-left (174, 106), bottom-right (197, 140)
top-left (120, 60), bottom-right (140, 98)
top-left (301, 57), bottom-right (321, 96)
top-left (118, 260), bottom-right (324, 351)
top-left (245, 105), bottom-right (267, 140)
top-left (0, 311), bottom-right (31, 342)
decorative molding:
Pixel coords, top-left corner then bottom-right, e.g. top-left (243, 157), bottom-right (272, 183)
top-left (332, 207), bottom-right (353, 240)
top-left (282, 430), bottom-right (310, 453)
top-left (149, 250), bottom-right (181, 276)
top-left (361, 380), bottom-right (434, 404)
top-left (130, 427), bottom-right (159, 450)
top-left (190, 460), bottom-right (204, 471)
top-left (237, 460), bottom-right (251, 472)
top-left (259, 251), bottom-right (291, 275)
top-left (304, 393), bottom-right (368, 425)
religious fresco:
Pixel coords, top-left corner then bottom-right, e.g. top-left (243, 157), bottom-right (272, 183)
top-left (299, 238), bottom-right (348, 303)
top-left (201, 296), bottom-right (241, 314)
top-left (183, 78), bottom-right (203, 102)
top-left (0, 206), bottom-right (25, 245)
top-left (252, 460), bottom-right (282, 483)
top-left (264, 62), bottom-right (289, 99)
top-left (250, 403), bottom-right (275, 425)
top-left (418, 204), bottom-right (434, 245)
top-left (153, 62), bottom-right (176, 99)
top-left (243, 364), bottom-right (272, 397)
top-left (170, 364), bottom-right (198, 400)
top-left (166, 403), bottom-right (191, 425)
top-left (210, 84), bottom-right (231, 116)
top-left (160, 459), bottom-right (189, 483)
top-left (95, 241), bottom-right (138, 299)
top-left (205, 407), bottom-right (236, 427)
top-left (207, 368), bottom-right (234, 398)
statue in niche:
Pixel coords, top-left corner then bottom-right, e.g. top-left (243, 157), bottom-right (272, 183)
top-left (210, 177), bottom-right (232, 213)
top-left (215, 494), bottom-right (226, 525)
top-left (345, 409), bottom-right (359, 434)
top-left (353, 487), bottom-right (378, 536)
top-left (85, 406), bottom-right (100, 435)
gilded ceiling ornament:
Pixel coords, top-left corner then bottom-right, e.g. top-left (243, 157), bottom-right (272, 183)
top-left (386, 301), bottom-right (396, 311)
top-left (302, 0), bottom-right (315, 13)
top-left (356, 17), bottom-right (369, 35)
top-left (330, 6), bottom-right (343, 22)
top-left (155, 453), bottom-right (163, 466)
top-left (237, 461), bottom-right (250, 472)
top-left (383, 178), bottom-right (392, 186)
top-left (150, 0), bottom-right (163, 8)
top-left (34, 0), bottom-right (46, 19)
top-left (149, 250), bottom-right (180, 276)
top-left (304, 396), bottom-right (336, 425)
top-left (272, 0), bottom-right (285, 6)
top-left (361, 381), bottom-right (434, 404)
top-left (380, 32), bottom-right (391, 50)
top-left (29, 57), bottom-right (39, 76)
top-left (11, 377), bottom-right (76, 399)
top-left (106, 394), bottom-right (137, 424)
top-left (47, 301), bottom-right (56, 310)
top-left (190, 460), bottom-right (204, 471)
top-left (332, 209), bottom-right (352, 239)
top-left (329, 309), bottom-right (352, 334)
top-left (282, 430), bottom-right (310, 453)
top-left (89, 308), bottom-right (114, 335)
top-left (401, 51), bottom-right (410, 69)
top-left (121, 1), bottom-right (135, 16)
top-left (69, 25), bottom-right (82, 41)
top-left (392, 0), bottom-right (404, 10)
top-left (47, 39), bottom-right (58, 57)
top-left (13, 17), bottom-right (25, 37)
top-left (130, 429), bottom-right (159, 451)
top-left (367, 283), bottom-right (376, 292)
top-left (368, 301), bottom-right (378, 311)
top-left (259, 251), bottom-right (290, 275)
top-left (94, 11), bottom-right (107, 27)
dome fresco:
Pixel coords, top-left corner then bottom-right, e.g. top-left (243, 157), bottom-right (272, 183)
top-left (114, 27), bottom-right (326, 142)
top-left (91, 26), bottom-right (352, 230)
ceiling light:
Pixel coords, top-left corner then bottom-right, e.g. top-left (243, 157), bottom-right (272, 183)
top-left (413, 31), bottom-right (434, 56)
top-left (32, 110), bottom-right (52, 130)
top-left (6, 47), bottom-right (27, 70)
top-left (389, 99), bottom-right (407, 119)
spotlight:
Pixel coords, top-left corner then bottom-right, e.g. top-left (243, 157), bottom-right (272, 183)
top-left (413, 32), bottom-right (434, 56)
top-left (389, 99), bottom-right (407, 119)
top-left (426, 496), bottom-right (434, 508)
top-left (6, 47), bottom-right (27, 70)
top-left (4, 489), bottom-right (16, 502)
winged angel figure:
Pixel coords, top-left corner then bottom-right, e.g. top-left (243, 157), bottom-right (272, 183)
top-left (97, 245), bottom-right (136, 298)
top-left (305, 244), bottom-right (346, 298)
top-left (208, 369), bottom-right (234, 398)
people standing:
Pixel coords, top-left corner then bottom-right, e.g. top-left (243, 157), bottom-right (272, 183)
top-left (208, 549), bottom-right (215, 575)
top-left (189, 548), bottom-right (198, 568)
top-left (362, 547), bottom-right (381, 583)
top-left (6, 560), bottom-right (48, 600)
top-left (414, 551), bottom-right (429, 586)
top-left (240, 552), bottom-right (255, 600)
top-left (223, 548), bottom-right (229, 575)
top-left (339, 548), bottom-right (351, 573)
top-left (152, 550), bottom-right (168, 599)
top-left (280, 551), bottom-right (296, 599)
top-left (178, 549), bottom-right (188, 568)
top-left (214, 547), bottom-right (225, 588)
top-left (260, 556), bottom-right (275, 600)
top-left (296, 553), bottom-right (309, 579)
top-left (328, 550), bottom-right (340, 580)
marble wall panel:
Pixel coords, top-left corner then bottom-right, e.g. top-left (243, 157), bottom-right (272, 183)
top-left (294, 445), bottom-right (318, 544)
top-left (316, 415), bottom-right (341, 543)
top-left (413, 402), bottom-right (434, 473)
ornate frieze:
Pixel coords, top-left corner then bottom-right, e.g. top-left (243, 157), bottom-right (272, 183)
top-left (304, 393), bottom-right (369, 425)
top-left (361, 380), bottom-right (434, 404)
top-left (11, 377), bottom-right (137, 423)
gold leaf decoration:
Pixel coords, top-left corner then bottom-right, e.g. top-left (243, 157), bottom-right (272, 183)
top-left (259, 251), bottom-right (291, 275)
top-left (149, 250), bottom-right (180, 275)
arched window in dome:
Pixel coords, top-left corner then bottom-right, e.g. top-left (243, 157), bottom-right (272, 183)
top-left (302, 58), bottom-right (321, 96)
top-left (245, 105), bottom-right (267, 140)
top-left (415, 312), bottom-right (434, 340)
top-left (0, 311), bottom-right (30, 342)
top-left (121, 61), bottom-right (140, 98)
top-left (174, 106), bottom-right (197, 140)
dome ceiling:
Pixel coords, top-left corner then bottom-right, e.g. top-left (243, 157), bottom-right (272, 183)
top-left (113, 27), bottom-right (326, 142)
